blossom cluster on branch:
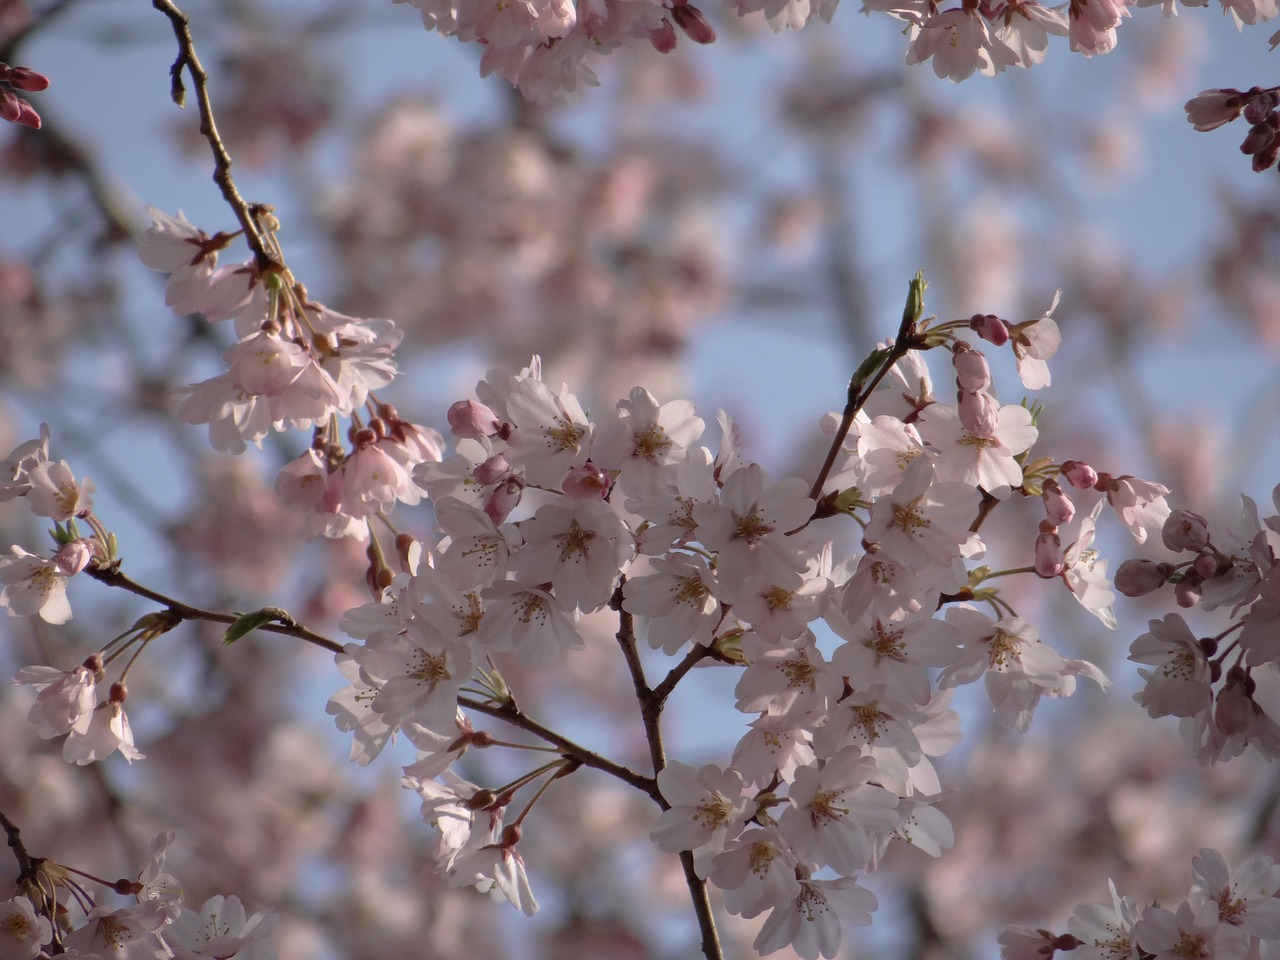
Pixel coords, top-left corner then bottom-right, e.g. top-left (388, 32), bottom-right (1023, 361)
top-left (7, 0), bottom-right (1280, 958)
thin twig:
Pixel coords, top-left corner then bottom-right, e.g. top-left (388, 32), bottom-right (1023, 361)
top-left (149, 0), bottom-right (277, 272)
top-left (84, 563), bottom-right (343, 655)
top-left (806, 277), bottom-right (927, 505)
top-left (457, 695), bottom-right (657, 797)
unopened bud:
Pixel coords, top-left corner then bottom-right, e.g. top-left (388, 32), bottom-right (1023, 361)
top-left (1113, 558), bottom-right (1170, 597)
top-left (1240, 120), bottom-right (1277, 156)
top-left (473, 454), bottom-right (512, 485)
top-left (5, 66), bottom-right (50, 92)
top-left (54, 538), bottom-right (94, 576)
top-left (1244, 88), bottom-right (1279, 124)
top-left (447, 399), bottom-right (501, 439)
top-left (1041, 478), bottom-right (1075, 526)
top-left (957, 389), bottom-right (999, 439)
top-left (1061, 460), bottom-right (1098, 489)
top-left (484, 477), bottom-right (523, 525)
top-left (670, 2), bottom-right (716, 43)
top-left (1192, 548), bottom-right (1220, 580)
top-left (649, 18), bottom-right (678, 52)
top-left (969, 313), bottom-right (1010, 347)
top-left (1162, 510), bottom-right (1210, 553)
top-left (1174, 575), bottom-right (1202, 608)
top-left (1034, 530), bottom-right (1064, 578)
top-left (395, 533), bottom-right (419, 573)
top-left (952, 342), bottom-right (992, 393)
top-left (562, 462), bottom-right (612, 499)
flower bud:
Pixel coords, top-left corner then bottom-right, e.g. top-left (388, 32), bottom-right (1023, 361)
top-left (5, 66), bottom-right (51, 92)
top-left (670, 2), bottom-right (716, 43)
top-left (1244, 87), bottom-right (1279, 124)
top-left (1060, 460), bottom-right (1098, 489)
top-left (1114, 558), bottom-right (1170, 596)
top-left (1174, 575), bottom-right (1202, 608)
top-left (1240, 120), bottom-right (1277, 156)
top-left (473, 454), bottom-right (511, 485)
top-left (1162, 509), bottom-right (1209, 553)
top-left (649, 18), bottom-right (678, 52)
top-left (958, 389), bottom-right (999, 438)
top-left (562, 462), bottom-right (612, 499)
top-left (952, 342), bottom-right (992, 393)
top-left (447, 399), bottom-right (501, 439)
top-left (1192, 548), bottom-right (1220, 580)
top-left (1041, 478), bottom-right (1075, 526)
top-left (1034, 530), bottom-right (1064, 578)
top-left (969, 313), bottom-right (1010, 346)
top-left (54, 538), bottom-right (94, 576)
top-left (484, 477), bottom-right (523, 525)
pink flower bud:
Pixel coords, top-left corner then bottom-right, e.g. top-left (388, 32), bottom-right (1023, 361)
top-left (969, 314), bottom-right (1010, 346)
top-left (958, 389), bottom-right (999, 438)
top-left (1034, 530), bottom-right (1064, 578)
top-left (1041, 478), bottom-right (1075, 526)
top-left (649, 18), bottom-right (678, 52)
top-left (5, 66), bottom-right (51, 92)
top-left (562, 462), bottom-right (612, 499)
top-left (1244, 87), bottom-right (1279, 125)
top-left (1114, 558), bottom-right (1170, 596)
top-left (1060, 460), bottom-right (1098, 489)
top-left (12, 97), bottom-right (41, 129)
top-left (447, 399), bottom-right (501, 439)
top-left (1192, 548), bottom-right (1219, 580)
top-left (1240, 120), bottom-right (1277, 156)
top-left (1174, 575), bottom-right (1202, 608)
top-left (670, 2), bottom-right (716, 43)
top-left (1162, 509), bottom-right (1210, 553)
top-left (473, 454), bottom-right (511, 485)
top-left (54, 539), bottom-right (94, 576)
top-left (952, 342), bottom-right (992, 393)
top-left (484, 477), bottom-right (523, 525)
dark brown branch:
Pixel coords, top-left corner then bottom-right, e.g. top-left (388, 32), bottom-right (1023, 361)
top-left (84, 563), bottom-right (343, 655)
top-left (457, 695), bottom-right (657, 798)
top-left (608, 583), bottom-right (725, 960)
top-left (149, 0), bottom-right (278, 273)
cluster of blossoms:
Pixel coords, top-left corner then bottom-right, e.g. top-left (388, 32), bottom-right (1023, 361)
top-left (0, 832), bottom-right (277, 960)
top-left (138, 208), bottom-right (443, 540)
top-left (320, 284), bottom-right (1178, 957)
top-left (1115, 488), bottom-right (1280, 762)
top-left (0, 427), bottom-right (100, 628)
top-left (1001, 848), bottom-right (1280, 960)
top-left (393, 0), bottom-right (1276, 100)
top-left (1185, 86), bottom-right (1280, 173)
top-left (0, 62), bottom-right (48, 130)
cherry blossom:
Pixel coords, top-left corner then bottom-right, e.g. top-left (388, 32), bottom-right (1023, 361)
top-left (0, 546), bottom-right (75, 624)
top-left (1129, 612), bottom-right (1214, 720)
top-left (0, 897), bottom-right (52, 960)
top-left (650, 761), bottom-right (757, 876)
top-left (165, 895), bottom-right (278, 960)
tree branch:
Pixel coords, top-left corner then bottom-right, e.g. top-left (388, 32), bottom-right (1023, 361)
top-left (149, 0), bottom-right (278, 273)
top-left (84, 563), bottom-right (343, 655)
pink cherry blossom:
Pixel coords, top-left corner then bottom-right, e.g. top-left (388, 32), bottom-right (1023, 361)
top-left (0, 546), bottom-right (74, 624)
top-left (1128, 612), bottom-right (1213, 719)
top-left (650, 761), bottom-right (756, 877)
